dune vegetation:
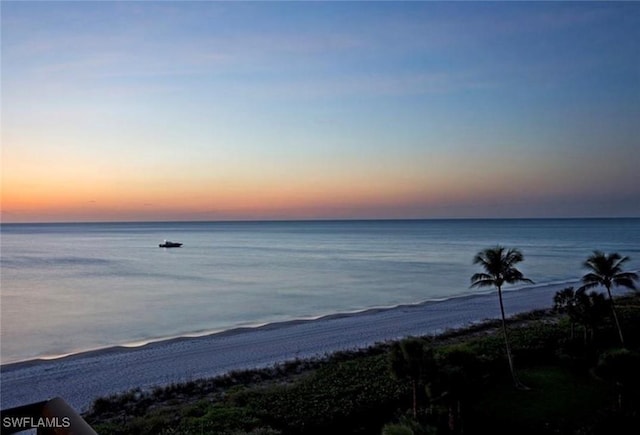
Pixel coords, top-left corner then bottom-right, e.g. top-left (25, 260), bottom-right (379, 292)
top-left (84, 250), bottom-right (640, 435)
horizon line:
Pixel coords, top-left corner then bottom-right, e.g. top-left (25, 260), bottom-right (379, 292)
top-left (2, 216), bottom-right (639, 226)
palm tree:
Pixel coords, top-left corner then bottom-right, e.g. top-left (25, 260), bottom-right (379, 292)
top-left (553, 287), bottom-right (578, 339)
top-left (574, 288), bottom-right (608, 345)
top-left (554, 286), bottom-right (608, 344)
top-left (435, 348), bottom-right (484, 434)
top-left (389, 337), bottom-right (436, 418)
top-left (579, 251), bottom-right (639, 347)
top-left (470, 246), bottom-right (533, 389)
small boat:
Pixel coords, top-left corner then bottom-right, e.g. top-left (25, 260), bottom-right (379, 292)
top-left (159, 240), bottom-right (183, 248)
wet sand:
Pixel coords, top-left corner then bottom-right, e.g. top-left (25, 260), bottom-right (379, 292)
top-left (0, 282), bottom-right (570, 412)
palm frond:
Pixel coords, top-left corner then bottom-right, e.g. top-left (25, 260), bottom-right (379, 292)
top-left (470, 277), bottom-right (496, 289)
top-left (470, 246), bottom-right (532, 288)
top-left (578, 281), bottom-right (601, 292)
top-left (610, 254), bottom-right (629, 272)
top-left (613, 276), bottom-right (638, 290)
top-left (581, 252), bottom-right (638, 290)
top-left (503, 269), bottom-right (533, 284)
top-left (581, 272), bottom-right (604, 285)
top-left (503, 248), bottom-right (524, 267)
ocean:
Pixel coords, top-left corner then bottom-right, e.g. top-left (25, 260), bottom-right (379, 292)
top-left (1, 218), bottom-right (638, 365)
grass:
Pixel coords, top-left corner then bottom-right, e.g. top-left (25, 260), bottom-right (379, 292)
top-left (470, 366), bottom-right (614, 434)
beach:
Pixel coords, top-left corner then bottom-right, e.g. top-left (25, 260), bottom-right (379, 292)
top-left (0, 282), bottom-right (570, 413)
top-left (3, 219), bottom-right (638, 367)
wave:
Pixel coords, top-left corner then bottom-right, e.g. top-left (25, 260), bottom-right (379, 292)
top-left (1, 278), bottom-right (586, 366)
top-left (1, 255), bottom-right (115, 269)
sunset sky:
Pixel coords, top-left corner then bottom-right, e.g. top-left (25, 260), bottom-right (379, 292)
top-left (2, 1), bottom-right (639, 223)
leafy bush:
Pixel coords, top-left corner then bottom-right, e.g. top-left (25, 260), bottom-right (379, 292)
top-left (84, 294), bottom-right (640, 435)
top-left (232, 354), bottom-right (404, 434)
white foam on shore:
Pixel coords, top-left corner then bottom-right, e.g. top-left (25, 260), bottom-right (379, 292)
top-left (0, 289), bottom-right (503, 364)
top-left (0, 280), bottom-right (607, 413)
top-left (0, 276), bottom-right (588, 366)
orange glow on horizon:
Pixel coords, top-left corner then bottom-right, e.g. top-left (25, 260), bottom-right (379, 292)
top-left (1, 139), bottom-right (620, 223)
top-left (2, 165), bottom-right (470, 222)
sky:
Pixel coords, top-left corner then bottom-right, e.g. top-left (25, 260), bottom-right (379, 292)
top-left (1, 1), bottom-right (639, 223)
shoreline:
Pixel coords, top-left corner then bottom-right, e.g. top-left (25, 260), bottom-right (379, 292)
top-left (2, 294), bottom-right (482, 370)
top-left (0, 277), bottom-right (582, 367)
top-left (0, 281), bottom-right (576, 413)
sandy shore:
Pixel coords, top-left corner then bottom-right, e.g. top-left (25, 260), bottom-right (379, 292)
top-left (1, 282), bottom-right (572, 413)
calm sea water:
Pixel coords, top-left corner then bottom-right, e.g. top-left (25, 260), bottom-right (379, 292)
top-left (1, 219), bottom-right (639, 364)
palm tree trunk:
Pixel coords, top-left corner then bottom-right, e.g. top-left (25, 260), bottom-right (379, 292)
top-left (412, 379), bottom-right (417, 418)
top-left (448, 406), bottom-right (455, 432)
top-left (497, 286), bottom-right (526, 389)
top-left (570, 322), bottom-right (575, 340)
top-left (605, 285), bottom-right (625, 346)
